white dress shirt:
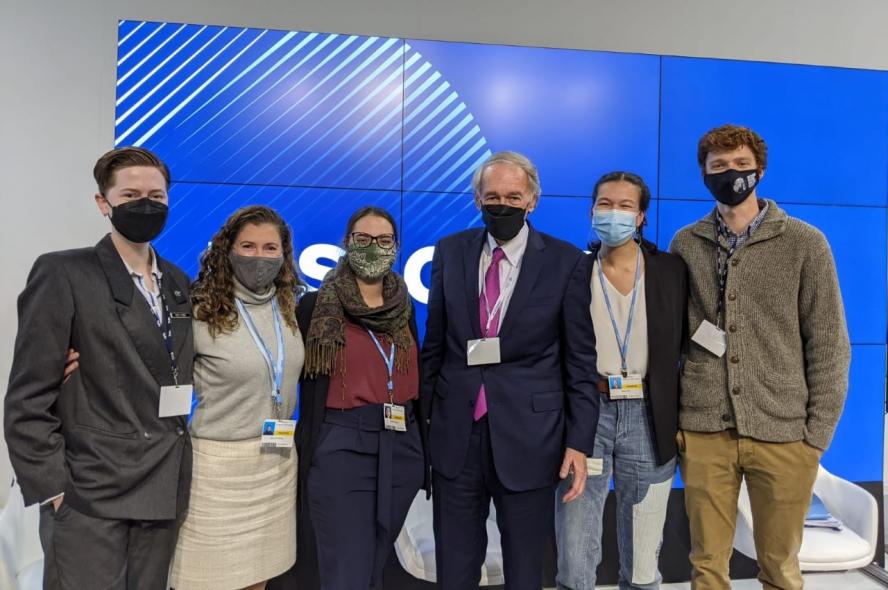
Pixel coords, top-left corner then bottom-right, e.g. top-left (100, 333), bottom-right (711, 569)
top-left (590, 259), bottom-right (649, 377)
top-left (120, 247), bottom-right (164, 326)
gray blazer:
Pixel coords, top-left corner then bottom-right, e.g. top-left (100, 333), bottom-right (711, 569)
top-left (4, 234), bottom-right (194, 521)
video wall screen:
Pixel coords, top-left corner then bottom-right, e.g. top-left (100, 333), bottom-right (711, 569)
top-left (116, 20), bottom-right (888, 484)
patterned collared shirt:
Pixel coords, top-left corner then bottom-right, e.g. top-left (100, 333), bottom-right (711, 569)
top-left (716, 199), bottom-right (770, 253)
top-left (120, 248), bottom-right (164, 327)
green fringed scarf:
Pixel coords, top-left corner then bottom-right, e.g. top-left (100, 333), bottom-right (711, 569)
top-left (304, 260), bottom-right (412, 378)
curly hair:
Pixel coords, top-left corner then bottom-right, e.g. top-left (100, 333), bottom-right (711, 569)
top-left (191, 206), bottom-right (305, 337)
top-left (697, 124), bottom-right (768, 171)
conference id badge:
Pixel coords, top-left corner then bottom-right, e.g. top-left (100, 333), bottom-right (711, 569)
top-left (692, 320), bottom-right (727, 358)
top-left (607, 374), bottom-right (644, 400)
top-left (466, 337), bottom-right (501, 366)
top-left (383, 403), bottom-right (407, 432)
top-left (158, 384), bottom-right (193, 417)
top-left (260, 419), bottom-right (296, 448)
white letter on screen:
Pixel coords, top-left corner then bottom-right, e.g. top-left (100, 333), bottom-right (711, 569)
top-left (299, 244), bottom-right (343, 285)
top-left (404, 246), bottom-right (434, 304)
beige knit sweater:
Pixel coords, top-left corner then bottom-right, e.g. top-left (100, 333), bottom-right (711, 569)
top-left (670, 199), bottom-right (850, 450)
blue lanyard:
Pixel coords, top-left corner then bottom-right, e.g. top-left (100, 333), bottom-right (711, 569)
top-left (366, 329), bottom-right (395, 400)
top-left (596, 246), bottom-right (642, 376)
top-left (236, 298), bottom-right (285, 410)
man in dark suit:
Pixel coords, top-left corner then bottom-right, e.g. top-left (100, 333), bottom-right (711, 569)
top-left (421, 151), bottom-right (599, 589)
top-left (4, 147), bottom-right (194, 589)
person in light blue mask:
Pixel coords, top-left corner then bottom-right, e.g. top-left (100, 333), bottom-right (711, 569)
top-left (554, 171), bottom-right (687, 590)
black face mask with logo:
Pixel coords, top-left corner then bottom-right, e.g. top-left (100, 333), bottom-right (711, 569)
top-left (703, 169), bottom-right (760, 207)
top-left (481, 204), bottom-right (526, 242)
top-left (108, 198), bottom-right (169, 243)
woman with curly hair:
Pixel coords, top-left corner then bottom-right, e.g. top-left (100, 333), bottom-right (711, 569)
top-left (293, 205), bottom-right (428, 589)
top-left (169, 205), bottom-right (306, 590)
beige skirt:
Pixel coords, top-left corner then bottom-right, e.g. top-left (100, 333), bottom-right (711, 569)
top-left (170, 437), bottom-right (297, 590)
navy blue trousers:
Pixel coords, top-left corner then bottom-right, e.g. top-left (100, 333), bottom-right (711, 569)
top-left (433, 416), bottom-right (556, 590)
top-left (308, 404), bottom-right (424, 590)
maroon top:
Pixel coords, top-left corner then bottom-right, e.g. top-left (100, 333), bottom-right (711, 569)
top-left (326, 321), bottom-right (420, 409)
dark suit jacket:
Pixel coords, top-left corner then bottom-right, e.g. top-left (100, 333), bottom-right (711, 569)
top-left (421, 225), bottom-right (599, 492)
top-left (587, 239), bottom-right (687, 464)
top-left (4, 234), bottom-right (193, 520)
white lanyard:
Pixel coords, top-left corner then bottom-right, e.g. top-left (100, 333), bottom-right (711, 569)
top-left (366, 329), bottom-right (396, 402)
top-left (236, 298), bottom-right (285, 414)
top-left (481, 253), bottom-right (517, 337)
top-left (596, 247), bottom-right (642, 376)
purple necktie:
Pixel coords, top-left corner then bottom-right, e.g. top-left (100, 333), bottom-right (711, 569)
top-left (474, 247), bottom-right (506, 421)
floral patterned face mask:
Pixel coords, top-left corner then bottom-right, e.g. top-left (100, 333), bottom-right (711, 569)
top-left (346, 243), bottom-right (397, 280)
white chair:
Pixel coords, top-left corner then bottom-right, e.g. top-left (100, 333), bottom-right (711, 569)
top-left (394, 492), bottom-right (505, 584)
top-left (0, 481), bottom-right (44, 590)
top-left (733, 464), bottom-right (877, 571)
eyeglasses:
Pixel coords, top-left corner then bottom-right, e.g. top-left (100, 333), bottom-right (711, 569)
top-left (349, 232), bottom-right (396, 249)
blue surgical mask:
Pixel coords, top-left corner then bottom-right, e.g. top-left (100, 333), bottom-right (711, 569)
top-left (591, 209), bottom-right (638, 247)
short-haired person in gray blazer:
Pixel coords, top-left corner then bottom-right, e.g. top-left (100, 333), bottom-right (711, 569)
top-left (4, 147), bottom-right (194, 589)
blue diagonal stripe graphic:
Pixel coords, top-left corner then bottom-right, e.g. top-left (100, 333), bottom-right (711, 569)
top-left (118, 24), bottom-right (188, 87)
top-left (116, 25), bottom-right (212, 114)
top-left (117, 27), bottom-right (247, 145)
top-left (176, 31), bottom-right (297, 126)
top-left (118, 23), bottom-right (165, 66)
top-left (134, 30), bottom-right (269, 146)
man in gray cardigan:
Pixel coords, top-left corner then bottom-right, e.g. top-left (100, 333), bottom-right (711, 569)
top-left (670, 124), bottom-right (850, 590)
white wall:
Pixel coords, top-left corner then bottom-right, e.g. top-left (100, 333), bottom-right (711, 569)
top-left (1, 0), bottom-right (886, 505)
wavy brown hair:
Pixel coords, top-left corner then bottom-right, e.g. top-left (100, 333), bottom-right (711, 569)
top-left (697, 124), bottom-right (768, 172)
top-left (191, 205), bottom-right (305, 337)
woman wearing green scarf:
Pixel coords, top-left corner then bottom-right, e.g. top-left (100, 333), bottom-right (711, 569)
top-left (294, 206), bottom-right (428, 589)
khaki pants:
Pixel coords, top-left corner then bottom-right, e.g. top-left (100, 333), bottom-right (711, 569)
top-left (678, 429), bottom-right (821, 590)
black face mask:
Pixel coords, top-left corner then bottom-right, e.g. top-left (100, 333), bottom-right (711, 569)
top-left (481, 204), bottom-right (527, 242)
top-left (108, 199), bottom-right (169, 243)
top-left (703, 168), bottom-right (760, 207)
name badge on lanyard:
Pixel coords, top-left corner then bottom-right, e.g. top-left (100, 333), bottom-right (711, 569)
top-left (159, 385), bottom-right (194, 417)
top-left (261, 419), bottom-right (296, 448)
top-left (236, 298), bottom-right (292, 446)
top-left (607, 375), bottom-right (644, 400)
top-left (367, 329), bottom-right (407, 432)
top-left (153, 278), bottom-right (192, 417)
top-left (598, 247), bottom-right (645, 400)
top-left (692, 320), bottom-right (727, 358)
top-left (466, 258), bottom-right (513, 367)
top-left (467, 337), bottom-right (501, 366)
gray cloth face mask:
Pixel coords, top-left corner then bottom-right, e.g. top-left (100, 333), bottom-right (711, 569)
top-left (228, 252), bottom-right (284, 293)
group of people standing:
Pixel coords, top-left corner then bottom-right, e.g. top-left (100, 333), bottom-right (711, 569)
top-left (4, 122), bottom-right (850, 590)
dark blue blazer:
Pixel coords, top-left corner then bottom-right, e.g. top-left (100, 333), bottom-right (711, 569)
top-left (421, 224), bottom-right (599, 492)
